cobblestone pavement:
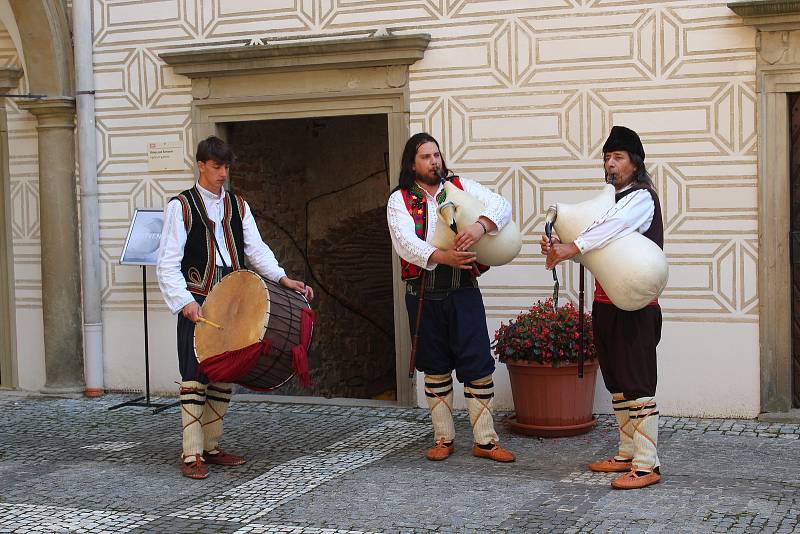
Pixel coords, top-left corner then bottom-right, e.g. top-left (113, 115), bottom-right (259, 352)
top-left (1, 392), bottom-right (799, 534)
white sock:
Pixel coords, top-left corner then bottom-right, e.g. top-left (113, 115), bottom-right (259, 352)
top-left (612, 393), bottom-right (635, 460)
top-left (630, 397), bottom-right (660, 472)
top-left (202, 382), bottom-right (233, 454)
top-left (425, 373), bottom-right (455, 442)
top-left (464, 375), bottom-right (499, 446)
top-left (179, 381), bottom-right (206, 463)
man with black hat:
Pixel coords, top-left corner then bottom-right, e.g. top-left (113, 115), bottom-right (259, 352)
top-left (540, 125), bottom-right (664, 490)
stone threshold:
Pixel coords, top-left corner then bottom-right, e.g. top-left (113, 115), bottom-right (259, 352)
top-left (757, 408), bottom-right (800, 423)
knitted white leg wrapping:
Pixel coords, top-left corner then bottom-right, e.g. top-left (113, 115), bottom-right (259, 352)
top-left (424, 373), bottom-right (455, 442)
top-left (179, 380), bottom-right (206, 463)
top-left (464, 375), bottom-right (498, 445)
top-left (630, 397), bottom-right (660, 472)
top-left (612, 393), bottom-right (635, 460)
top-left (202, 382), bottom-right (233, 453)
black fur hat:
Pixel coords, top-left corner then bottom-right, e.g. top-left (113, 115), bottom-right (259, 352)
top-left (602, 126), bottom-right (645, 160)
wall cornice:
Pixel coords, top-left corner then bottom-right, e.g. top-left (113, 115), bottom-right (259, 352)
top-left (19, 97), bottom-right (75, 129)
top-left (160, 34), bottom-right (431, 78)
top-left (729, 1), bottom-right (800, 30)
top-left (0, 68), bottom-right (23, 93)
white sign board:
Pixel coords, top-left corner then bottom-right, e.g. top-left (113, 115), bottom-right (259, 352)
top-left (120, 208), bottom-right (164, 266)
top-left (147, 141), bottom-right (185, 171)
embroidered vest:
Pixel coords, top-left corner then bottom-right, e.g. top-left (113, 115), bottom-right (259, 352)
top-left (399, 176), bottom-right (489, 282)
top-left (171, 187), bottom-right (247, 296)
top-left (594, 183), bottom-right (664, 307)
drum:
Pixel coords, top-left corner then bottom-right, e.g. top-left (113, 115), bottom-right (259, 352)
top-left (194, 269), bottom-right (314, 391)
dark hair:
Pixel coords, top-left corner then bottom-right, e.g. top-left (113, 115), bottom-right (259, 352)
top-left (629, 153), bottom-right (653, 187)
top-left (397, 132), bottom-right (450, 191)
top-left (195, 136), bottom-right (234, 165)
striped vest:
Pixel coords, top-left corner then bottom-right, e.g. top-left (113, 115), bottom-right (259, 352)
top-left (171, 187), bottom-right (246, 296)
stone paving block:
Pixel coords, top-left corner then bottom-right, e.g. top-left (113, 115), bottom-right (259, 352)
top-left (2, 394), bottom-right (800, 533)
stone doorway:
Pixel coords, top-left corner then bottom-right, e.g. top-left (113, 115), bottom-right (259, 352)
top-left (791, 93), bottom-right (800, 408)
top-left (226, 114), bottom-right (396, 400)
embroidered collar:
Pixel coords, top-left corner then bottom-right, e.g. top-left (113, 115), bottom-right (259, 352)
top-left (411, 181), bottom-right (446, 202)
top-left (196, 182), bottom-right (225, 202)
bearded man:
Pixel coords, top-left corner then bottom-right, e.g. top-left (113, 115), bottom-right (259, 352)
top-left (387, 132), bottom-right (516, 463)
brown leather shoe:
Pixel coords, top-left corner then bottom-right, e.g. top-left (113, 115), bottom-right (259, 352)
top-left (426, 438), bottom-right (454, 461)
top-left (203, 448), bottom-right (246, 467)
top-left (472, 440), bottom-right (515, 462)
top-left (611, 469), bottom-right (661, 490)
top-left (588, 457), bottom-right (633, 473)
top-left (181, 456), bottom-right (209, 479)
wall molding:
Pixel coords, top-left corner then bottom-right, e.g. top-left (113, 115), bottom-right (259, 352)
top-left (734, 6), bottom-right (800, 411)
top-left (160, 34), bottom-right (430, 78)
top-left (162, 34), bottom-right (431, 406)
top-left (729, 1), bottom-right (800, 30)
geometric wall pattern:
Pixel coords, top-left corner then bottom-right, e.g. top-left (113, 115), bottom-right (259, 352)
top-left (0, 28), bottom-right (41, 310)
top-left (7, 1), bottom-right (759, 328)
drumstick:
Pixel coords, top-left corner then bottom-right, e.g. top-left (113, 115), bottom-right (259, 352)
top-left (197, 317), bottom-right (224, 330)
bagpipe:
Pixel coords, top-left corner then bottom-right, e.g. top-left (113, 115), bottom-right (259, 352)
top-left (545, 184), bottom-right (669, 312)
top-left (430, 180), bottom-right (522, 266)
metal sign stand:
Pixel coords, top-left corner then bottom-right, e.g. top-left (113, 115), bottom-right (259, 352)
top-left (108, 265), bottom-right (178, 414)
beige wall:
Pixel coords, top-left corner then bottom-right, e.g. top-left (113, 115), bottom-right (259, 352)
top-left (0, 24), bottom-right (45, 390)
top-left (3, 1), bottom-right (761, 416)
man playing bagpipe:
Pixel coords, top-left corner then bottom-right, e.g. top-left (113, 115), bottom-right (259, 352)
top-left (541, 126), bottom-right (664, 489)
top-left (387, 132), bottom-right (516, 463)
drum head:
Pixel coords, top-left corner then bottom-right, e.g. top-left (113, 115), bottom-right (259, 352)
top-left (195, 270), bottom-right (269, 363)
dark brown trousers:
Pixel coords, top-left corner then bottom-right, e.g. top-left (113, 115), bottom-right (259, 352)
top-left (592, 301), bottom-right (662, 400)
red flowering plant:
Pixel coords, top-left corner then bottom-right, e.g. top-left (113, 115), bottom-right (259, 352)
top-left (493, 299), bottom-right (596, 366)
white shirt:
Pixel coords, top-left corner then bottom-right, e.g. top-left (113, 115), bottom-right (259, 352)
top-left (573, 185), bottom-right (655, 254)
top-left (387, 177), bottom-right (512, 270)
top-left (156, 183), bottom-right (287, 314)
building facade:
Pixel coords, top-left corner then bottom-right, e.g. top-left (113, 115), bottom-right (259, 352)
top-left (1, 0), bottom-right (797, 418)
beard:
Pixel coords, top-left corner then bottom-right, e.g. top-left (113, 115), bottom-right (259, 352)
top-left (604, 172), bottom-right (617, 185)
top-left (416, 168), bottom-right (443, 186)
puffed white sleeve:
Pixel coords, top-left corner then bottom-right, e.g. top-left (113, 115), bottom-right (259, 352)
top-left (461, 177), bottom-right (511, 234)
top-left (387, 190), bottom-right (438, 270)
top-left (155, 199), bottom-right (195, 315)
top-left (573, 189), bottom-right (655, 253)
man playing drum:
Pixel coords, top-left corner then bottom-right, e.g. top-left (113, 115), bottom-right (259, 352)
top-left (156, 136), bottom-right (313, 480)
top-left (541, 126), bottom-right (664, 489)
top-left (387, 132), bottom-right (515, 463)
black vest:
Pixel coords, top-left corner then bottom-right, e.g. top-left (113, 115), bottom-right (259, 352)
top-left (615, 184), bottom-right (664, 249)
top-left (171, 187), bottom-right (246, 296)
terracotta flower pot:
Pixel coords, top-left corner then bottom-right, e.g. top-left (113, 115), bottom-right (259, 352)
top-left (504, 359), bottom-right (598, 438)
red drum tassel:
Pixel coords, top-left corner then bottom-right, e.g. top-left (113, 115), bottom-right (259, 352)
top-left (198, 339), bottom-right (272, 383)
top-left (292, 307), bottom-right (315, 388)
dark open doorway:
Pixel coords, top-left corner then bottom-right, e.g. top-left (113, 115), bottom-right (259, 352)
top-left (226, 114), bottom-right (396, 400)
top-left (790, 93), bottom-right (800, 408)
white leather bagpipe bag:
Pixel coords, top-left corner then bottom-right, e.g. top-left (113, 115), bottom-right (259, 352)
top-left (430, 181), bottom-right (522, 266)
top-left (549, 184), bottom-right (669, 311)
